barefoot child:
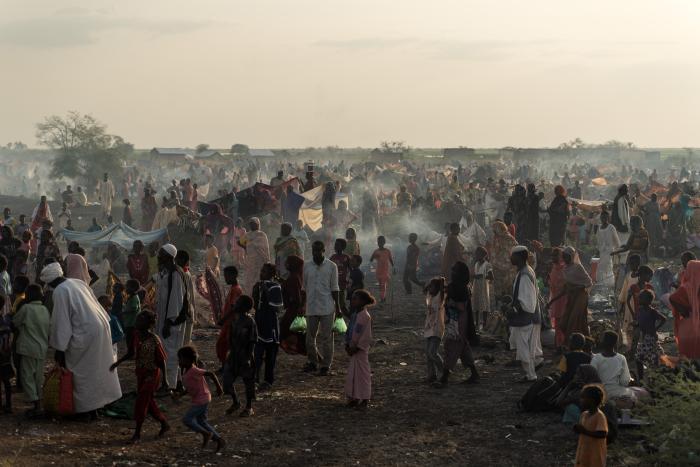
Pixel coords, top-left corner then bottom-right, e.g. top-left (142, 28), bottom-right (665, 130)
top-left (223, 295), bottom-right (257, 417)
top-left (423, 277), bottom-right (445, 383)
top-left (177, 346), bottom-right (226, 451)
top-left (403, 233), bottom-right (424, 295)
top-left (370, 236), bottom-right (394, 302)
top-left (574, 385), bottom-right (609, 467)
top-left (347, 255), bottom-right (365, 302)
top-left (634, 290), bottom-right (666, 380)
top-left (12, 285), bottom-right (50, 417)
top-left (110, 311), bottom-right (170, 443)
top-left (624, 265), bottom-right (654, 354)
top-left (122, 279), bottom-right (142, 351)
top-left (345, 289), bottom-right (375, 408)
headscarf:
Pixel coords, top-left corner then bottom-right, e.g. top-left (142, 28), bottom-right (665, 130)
top-left (562, 246), bottom-right (592, 288)
top-left (492, 221), bottom-right (509, 237)
top-left (40, 262), bottom-right (64, 284)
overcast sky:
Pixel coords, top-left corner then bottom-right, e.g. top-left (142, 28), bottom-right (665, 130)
top-left (1, 0), bottom-right (699, 149)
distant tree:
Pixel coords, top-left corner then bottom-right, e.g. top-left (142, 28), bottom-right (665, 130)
top-left (380, 140), bottom-right (411, 154)
top-left (36, 111), bottom-right (131, 186)
top-left (557, 138), bottom-right (586, 150)
top-left (231, 143), bottom-right (249, 155)
top-left (598, 140), bottom-right (636, 149)
top-left (196, 143), bottom-right (210, 154)
top-left (4, 141), bottom-right (28, 151)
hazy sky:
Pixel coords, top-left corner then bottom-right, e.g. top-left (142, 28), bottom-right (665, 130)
top-left (1, 0), bottom-right (699, 148)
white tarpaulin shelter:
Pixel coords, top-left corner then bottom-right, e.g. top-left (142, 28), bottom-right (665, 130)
top-left (60, 222), bottom-right (168, 249)
top-left (298, 185), bottom-right (350, 231)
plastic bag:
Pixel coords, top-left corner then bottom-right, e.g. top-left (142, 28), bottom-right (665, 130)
top-left (43, 367), bottom-right (75, 415)
top-left (290, 316), bottom-right (307, 333)
top-left (332, 316), bottom-right (348, 334)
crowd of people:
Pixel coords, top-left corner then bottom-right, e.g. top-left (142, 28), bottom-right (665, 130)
top-left (1, 155), bottom-right (700, 464)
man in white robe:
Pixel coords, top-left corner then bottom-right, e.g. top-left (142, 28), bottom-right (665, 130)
top-left (97, 173), bottom-right (116, 218)
top-left (509, 246), bottom-right (542, 382)
top-left (44, 262), bottom-right (122, 414)
top-left (155, 244), bottom-right (186, 389)
top-left (459, 211), bottom-right (487, 254)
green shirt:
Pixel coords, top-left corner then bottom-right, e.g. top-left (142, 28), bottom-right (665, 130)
top-left (122, 294), bottom-right (141, 329)
top-left (12, 301), bottom-right (50, 359)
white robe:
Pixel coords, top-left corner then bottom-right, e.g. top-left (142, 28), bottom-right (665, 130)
top-left (49, 278), bottom-right (122, 413)
top-left (596, 224), bottom-right (620, 288)
top-left (510, 266), bottom-right (541, 380)
top-left (155, 268), bottom-right (186, 387)
top-left (97, 180), bottom-right (116, 216)
top-left (459, 218), bottom-right (487, 253)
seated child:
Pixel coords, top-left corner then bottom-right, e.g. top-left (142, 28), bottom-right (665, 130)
top-left (558, 333), bottom-right (592, 387)
top-left (591, 331), bottom-right (649, 409)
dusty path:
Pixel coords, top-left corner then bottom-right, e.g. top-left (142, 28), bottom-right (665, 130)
top-left (1, 275), bottom-right (635, 466)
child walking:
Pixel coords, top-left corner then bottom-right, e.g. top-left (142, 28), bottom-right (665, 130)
top-left (177, 346), bottom-right (226, 451)
top-left (624, 265), bottom-right (654, 353)
top-left (370, 236), bottom-right (394, 302)
top-left (122, 279), bottom-right (142, 351)
top-left (110, 311), bottom-right (170, 443)
top-left (223, 295), bottom-right (257, 417)
top-left (423, 277), bottom-right (445, 384)
top-left (345, 289), bottom-right (375, 409)
top-left (347, 255), bottom-right (365, 302)
top-left (471, 247), bottom-right (493, 329)
top-left (12, 285), bottom-right (50, 417)
top-left (634, 290), bottom-right (666, 380)
top-left (574, 385), bottom-right (609, 467)
top-left (403, 233), bottom-right (424, 295)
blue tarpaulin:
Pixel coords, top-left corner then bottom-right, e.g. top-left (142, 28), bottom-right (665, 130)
top-left (60, 222), bottom-right (167, 249)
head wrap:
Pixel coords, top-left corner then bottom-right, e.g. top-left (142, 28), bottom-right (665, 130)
top-left (511, 245), bottom-right (529, 254)
top-left (161, 243), bottom-right (177, 258)
top-left (40, 262), bottom-right (64, 284)
top-left (492, 221), bottom-right (508, 236)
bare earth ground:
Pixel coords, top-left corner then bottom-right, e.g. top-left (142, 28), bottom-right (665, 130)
top-left (0, 196), bottom-right (638, 466)
top-left (1, 274), bottom-right (639, 467)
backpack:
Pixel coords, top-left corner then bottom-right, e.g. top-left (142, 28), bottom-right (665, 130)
top-left (165, 267), bottom-right (191, 326)
top-left (518, 376), bottom-right (562, 412)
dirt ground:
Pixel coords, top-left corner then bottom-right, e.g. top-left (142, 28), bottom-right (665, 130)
top-left (0, 272), bottom-right (642, 467)
top-left (0, 195), bottom-right (641, 466)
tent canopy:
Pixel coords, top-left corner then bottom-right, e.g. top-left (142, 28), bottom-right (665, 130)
top-left (298, 185), bottom-right (350, 231)
top-left (60, 222), bottom-right (168, 249)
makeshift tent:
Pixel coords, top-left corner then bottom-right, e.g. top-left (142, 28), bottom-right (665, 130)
top-left (60, 222), bottom-right (167, 249)
top-left (569, 198), bottom-right (609, 212)
top-left (201, 178), bottom-right (301, 219)
top-left (298, 185), bottom-right (350, 231)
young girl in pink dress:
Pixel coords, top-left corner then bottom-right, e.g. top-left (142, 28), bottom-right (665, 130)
top-left (345, 289), bottom-right (376, 409)
top-left (370, 236), bottom-right (394, 302)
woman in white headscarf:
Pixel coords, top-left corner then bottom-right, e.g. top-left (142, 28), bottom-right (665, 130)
top-left (239, 217), bottom-right (270, 294)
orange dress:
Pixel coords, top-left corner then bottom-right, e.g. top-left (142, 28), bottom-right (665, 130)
top-left (574, 409), bottom-right (608, 467)
top-left (371, 249), bottom-right (393, 282)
